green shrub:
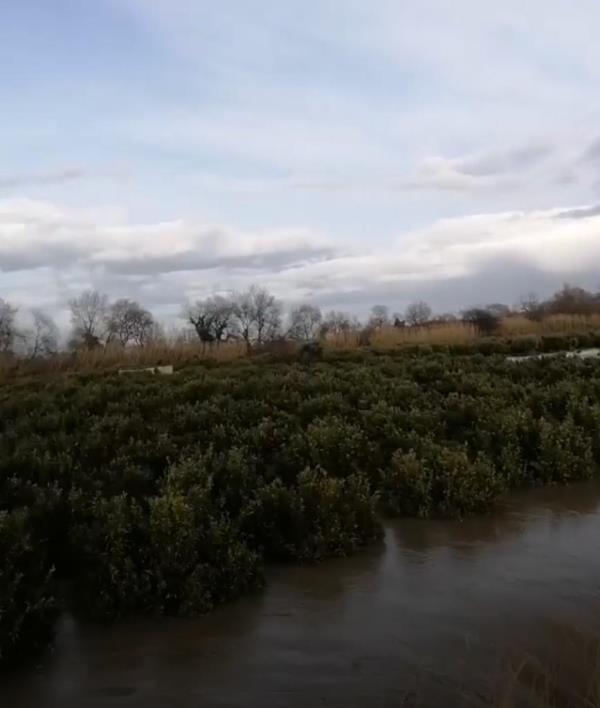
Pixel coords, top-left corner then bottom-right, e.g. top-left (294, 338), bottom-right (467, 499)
top-left (4, 350), bottom-right (600, 665)
top-left (508, 335), bottom-right (540, 354)
top-left (535, 417), bottom-right (595, 483)
top-left (0, 509), bottom-right (58, 667)
top-left (241, 470), bottom-right (381, 561)
top-left (380, 447), bottom-right (502, 519)
top-left (477, 338), bottom-right (509, 355)
top-left (295, 468), bottom-right (381, 559)
top-left (430, 448), bottom-right (502, 517)
top-left (70, 483), bottom-right (262, 620)
top-left (147, 486), bottom-right (261, 614)
top-left (70, 492), bottom-right (152, 619)
top-left (379, 450), bottom-right (432, 517)
top-left (540, 334), bottom-right (572, 352)
top-left (302, 416), bottom-right (368, 478)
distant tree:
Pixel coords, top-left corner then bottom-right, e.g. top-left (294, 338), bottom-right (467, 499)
top-left (462, 307), bottom-right (500, 336)
top-left (233, 286), bottom-right (282, 352)
top-left (485, 303), bottom-right (510, 318)
top-left (288, 304), bottom-right (322, 341)
top-left (106, 299), bottom-right (155, 347)
top-left (184, 294), bottom-right (236, 346)
top-left (0, 298), bottom-right (17, 353)
top-left (548, 284), bottom-right (598, 316)
top-left (368, 305), bottom-right (389, 329)
top-left (519, 292), bottom-right (545, 321)
top-left (405, 301), bottom-right (432, 327)
top-left (26, 309), bottom-right (59, 357)
top-left (321, 310), bottom-right (354, 336)
top-left (437, 312), bottom-right (458, 323)
top-left (69, 290), bottom-right (109, 349)
top-left (392, 313), bottom-right (406, 328)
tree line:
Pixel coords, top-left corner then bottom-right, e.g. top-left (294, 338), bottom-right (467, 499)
top-left (1, 282), bottom-right (600, 358)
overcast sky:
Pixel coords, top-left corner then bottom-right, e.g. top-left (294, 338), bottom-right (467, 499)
top-left (2, 0), bottom-right (600, 325)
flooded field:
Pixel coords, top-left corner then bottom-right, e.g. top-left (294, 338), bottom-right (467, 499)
top-left (3, 483), bottom-right (600, 707)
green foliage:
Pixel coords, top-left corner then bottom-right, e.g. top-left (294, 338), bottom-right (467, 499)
top-left (380, 447), bottom-right (502, 518)
top-left (379, 450), bottom-right (432, 517)
top-left (535, 417), bottom-right (594, 483)
top-left (3, 351), bottom-right (600, 665)
top-left (0, 509), bottom-right (58, 666)
top-left (241, 469), bottom-right (381, 561)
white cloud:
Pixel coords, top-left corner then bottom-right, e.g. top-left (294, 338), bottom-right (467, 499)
top-left (2, 198), bottom-right (600, 321)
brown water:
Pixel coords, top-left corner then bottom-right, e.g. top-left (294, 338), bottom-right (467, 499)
top-left (3, 483), bottom-right (600, 708)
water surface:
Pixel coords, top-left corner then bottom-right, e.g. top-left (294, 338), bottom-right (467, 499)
top-left (4, 483), bottom-right (600, 707)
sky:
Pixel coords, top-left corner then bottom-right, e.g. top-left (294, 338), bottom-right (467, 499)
top-left (2, 0), bottom-right (600, 326)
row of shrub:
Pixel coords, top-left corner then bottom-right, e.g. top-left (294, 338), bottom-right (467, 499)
top-left (2, 352), bottom-right (600, 665)
top-left (378, 329), bottom-right (600, 357)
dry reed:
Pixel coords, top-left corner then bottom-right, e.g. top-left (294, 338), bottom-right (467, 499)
top-left (4, 312), bottom-right (600, 381)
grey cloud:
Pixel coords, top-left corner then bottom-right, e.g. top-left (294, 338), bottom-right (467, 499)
top-left (457, 144), bottom-right (553, 177)
top-left (0, 168), bottom-right (88, 190)
top-left (98, 246), bottom-right (338, 276)
top-left (581, 137), bottom-right (600, 164)
top-left (310, 258), bottom-right (598, 316)
top-left (554, 204), bottom-right (600, 220)
top-left (399, 142), bottom-right (553, 194)
top-left (0, 202), bottom-right (338, 276)
top-left (4, 197), bottom-right (600, 323)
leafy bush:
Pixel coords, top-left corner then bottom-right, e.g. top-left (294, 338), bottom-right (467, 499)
top-left (381, 447), bottom-right (502, 519)
top-left (70, 479), bottom-right (261, 620)
top-left (3, 351), bottom-right (600, 665)
top-left (508, 335), bottom-right (540, 354)
top-left (241, 470), bottom-right (381, 561)
top-left (535, 417), bottom-right (594, 483)
top-left (379, 450), bottom-right (432, 517)
top-left (540, 334), bottom-right (573, 352)
top-left (0, 509), bottom-right (58, 666)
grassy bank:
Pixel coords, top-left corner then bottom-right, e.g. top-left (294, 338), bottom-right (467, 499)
top-left (2, 351), bottom-right (600, 665)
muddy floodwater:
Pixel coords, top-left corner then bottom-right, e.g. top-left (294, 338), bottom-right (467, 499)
top-left (3, 483), bottom-right (600, 707)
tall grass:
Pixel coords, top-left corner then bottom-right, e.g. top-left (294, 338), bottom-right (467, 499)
top-left (325, 314), bottom-right (600, 352)
top-left (4, 312), bottom-right (600, 381)
top-left (495, 628), bottom-right (600, 708)
top-left (0, 340), bottom-right (247, 381)
top-left (370, 321), bottom-right (479, 348)
top-left (500, 313), bottom-right (600, 336)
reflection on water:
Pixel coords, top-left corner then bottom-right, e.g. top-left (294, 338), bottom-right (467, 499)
top-left (3, 483), bottom-right (600, 708)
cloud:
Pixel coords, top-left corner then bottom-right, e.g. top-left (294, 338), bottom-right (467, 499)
top-left (0, 168), bottom-right (89, 190)
top-left (0, 198), bottom-right (338, 276)
top-left (0, 166), bottom-right (129, 191)
top-left (454, 144), bottom-right (553, 177)
top-left (554, 204), bottom-right (600, 219)
top-left (400, 143), bottom-right (555, 192)
top-left (581, 137), bottom-right (600, 164)
top-left (3, 198), bottom-right (600, 321)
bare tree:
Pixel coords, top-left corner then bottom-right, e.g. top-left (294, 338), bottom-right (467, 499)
top-left (368, 305), bottom-right (389, 329)
top-left (26, 309), bottom-right (59, 357)
top-left (485, 303), bottom-right (510, 318)
top-left (405, 301), bottom-right (432, 326)
top-left (437, 312), bottom-right (458, 323)
top-left (106, 299), bottom-right (154, 347)
top-left (322, 310), bottom-right (354, 336)
top-left (233, 286), bottom-right (282, 352)
top-left (288, 303), bottom-right (322, 341)
top-left (184, 294), bottom-right (237, 346)
top-left (0, 298), bottom-right (18, 353)
top-left (69, 290), bottom-right (109, 349)
top-left (519, 292), bottom-right (544, 321)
